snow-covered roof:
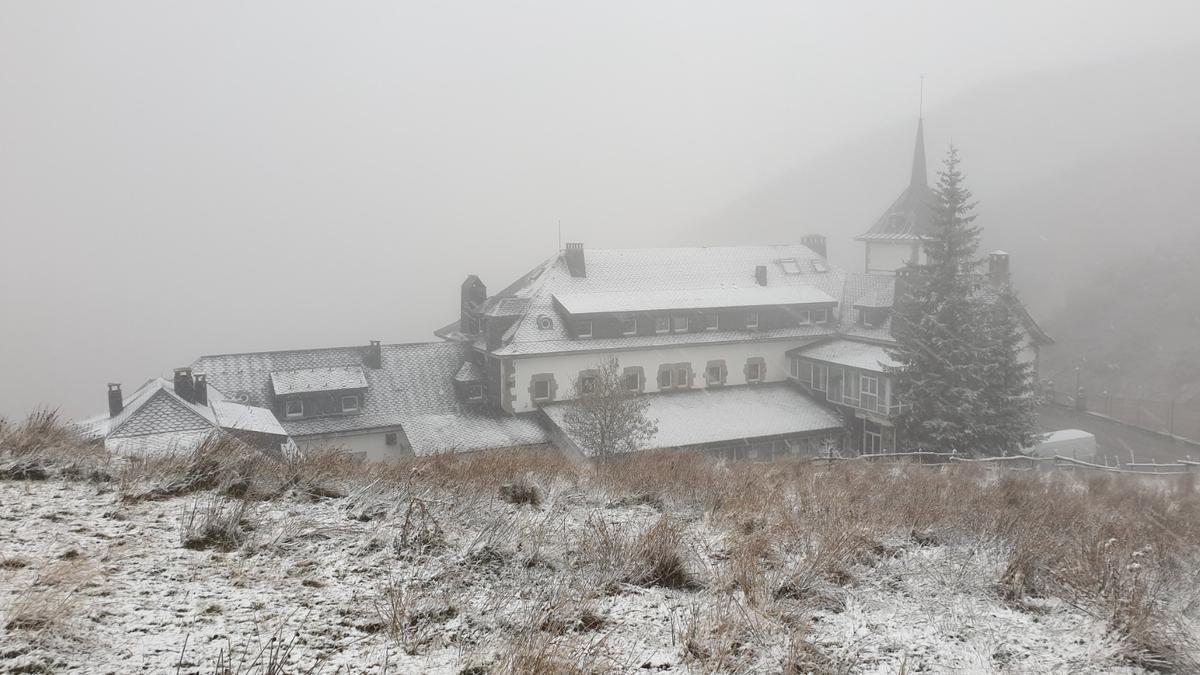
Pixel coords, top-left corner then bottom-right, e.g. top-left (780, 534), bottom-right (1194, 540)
top-left (77, 377), bottom-right (288, 457)
top-left (211, 400), bottom-right (288, 436)
top-left (790, 339), bottom-right (900, 372)
top-left (553, 286), bottom-right (836, 315)
top-left (270, 366), bottom-right (368, 395)
top-left (541, 383), bottom-right (842, 454)
top-left (195, 341), bottom-right (551, 455)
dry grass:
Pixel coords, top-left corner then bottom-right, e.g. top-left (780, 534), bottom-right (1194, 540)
top-left (4, 417), bottom-right (1200, 672)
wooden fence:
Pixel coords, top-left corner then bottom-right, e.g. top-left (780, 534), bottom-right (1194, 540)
top-left (819, 450), bottom-right (1196, 477)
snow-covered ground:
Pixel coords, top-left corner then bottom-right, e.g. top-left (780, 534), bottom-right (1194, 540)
top-left (3, 466), bottom-right (1186, 674)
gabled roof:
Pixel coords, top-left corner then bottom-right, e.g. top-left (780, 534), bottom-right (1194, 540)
top-left (856, 118), bottom-right (936, 242)
top-left (77, 377), bottom-right (287, 455)
top-left (193, 342), bottom-right (549, 455)
top-left (541, 384), bottom-right (841, 455)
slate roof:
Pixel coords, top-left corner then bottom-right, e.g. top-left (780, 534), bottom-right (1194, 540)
top-left (77, 377), bottom-right (287, 455)
top-left (270, 366), bottom-right (368, 395)
top-left (454, 361), bottom-right (485, 382)
top-left (788, 339), bottom-right (900, 372)
top-left (193, 342), bottom-right (550, 455)
top-left (542, 384), bottom-right (842, 454)
top-left (856, 118), bottom-right (936, 242)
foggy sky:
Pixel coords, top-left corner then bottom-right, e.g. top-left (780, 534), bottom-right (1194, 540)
top-left (2, 1), bottom-right (1199, 418)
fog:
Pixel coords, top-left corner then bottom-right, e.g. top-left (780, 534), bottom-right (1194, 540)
top-left (2, 1), bottom-right (1199, 418)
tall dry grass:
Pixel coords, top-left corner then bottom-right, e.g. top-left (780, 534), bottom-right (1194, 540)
top-left (4, 412), bottom-right (1200, 671)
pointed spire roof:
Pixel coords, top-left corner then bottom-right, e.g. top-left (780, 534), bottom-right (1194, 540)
top-left (856, 117), bottom-right (935, 242)
top-left (910, 117), bottom-right (927, 188)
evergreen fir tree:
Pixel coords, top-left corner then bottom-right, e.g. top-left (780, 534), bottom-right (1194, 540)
top-left (973, 285), bottom-right (1044, 455)
top-left (888, 145), bottom-right (991, 454)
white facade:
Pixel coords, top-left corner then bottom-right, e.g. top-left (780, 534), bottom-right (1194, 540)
top-left (507, 338), bottom-right (819, 413)
top-left (294, 429), bottom-right (410, 461)
top-left (864, 241), bottom-right (923, 275)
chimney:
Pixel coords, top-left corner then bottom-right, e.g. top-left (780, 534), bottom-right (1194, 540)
top-left (107, 383), bottom-right (123, 418)
top-left (460, 276), bottom-right (486, 335)
top-left (755, 265), bottom-right (768, 286)
top-left (564, 242), bottom-right (586, 278)
top-left (365, 340), bottom-right (382, 369)
top-left (988, 251), bottom-right (1011, 286)
top-left (193, 373), bottom-right (208, 406)
top-left (173, 367), bottom-right (195, 404)
top-left (801, 234), bottom-right (828, 259)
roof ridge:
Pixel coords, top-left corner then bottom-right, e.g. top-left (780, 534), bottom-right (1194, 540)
top-left (195, 340), bottom-right (460, 361)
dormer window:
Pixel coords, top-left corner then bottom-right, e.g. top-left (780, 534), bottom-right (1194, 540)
top-left (671, 315), bottom-right (689, 332)
top-left (466, 384), bottom-right (484, 402)
top-left (285, 399), bottom-right (304, 418)
top-left (341, 395), bottom-right (360, 413)
top-left (797, 310), bottom-right (811, 324)
top-left (576, 320), bottom-right (592, 339)
top-left (746, 311), bottom-right (759, 330)
top-left (622, 318), bottom-right (638, 336)
top-left (704, 313), bottom-right (719, 331)
top-left (654, 316), bottom-right (670, 334)
top-left (812, 308), bottom-right (828, 323)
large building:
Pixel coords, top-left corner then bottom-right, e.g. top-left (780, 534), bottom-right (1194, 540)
top-left (83, 118), bottom-right (1049, 461)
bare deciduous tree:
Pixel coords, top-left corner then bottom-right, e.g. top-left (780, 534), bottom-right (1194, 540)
top-left (561, 359), bottom-right (658, 457)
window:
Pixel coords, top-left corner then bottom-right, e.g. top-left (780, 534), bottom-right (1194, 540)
top-left (285, 399), bottom-right (304, 418)
top-left (746, 362), bottom-right (763, 382)
top-left (533, 379), bottom-right (551, 401)
top-left (341, 395), bottom-right (359, 413)
top-left (861, 375), bottom-right (879, 397)
top-left (580, 374), bottom-right (597, 395)
top-left (779, 258), bottom-right (803, 275)
top-left (654, 316), bottom-right (670, 334)
top-left (705, 360), bottom-right (726, 386)
top-left (671, 314), bottom-right (688, 332)
top-left (704, 313), bottom-right (719, 331)
top-left (797, 309), bottom-right (811, 324)
top-left (746, 311), bottom-right (759, 330)
top-left (576, 320), bottom-right (592, 338)
top-left (812, 308), bottom-right (828, 323)
top-left (864, 420), bottom-right (882, 454)
top-left (813, 364), bottom-right (828, 392)
top-left (621, 317), bottom-right (637, 336)
top-left (658, 368), bottom-right (672, 389)
top-left (789, 358), bottom-right (799, 378)
top-left (467, 384), bottom-right (485, 401)
top-left (624, 372), bottom-right (640, 391)
top-left (385, 432), bottom-right (398, 446)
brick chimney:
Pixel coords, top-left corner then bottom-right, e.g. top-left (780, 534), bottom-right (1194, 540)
top-left (173, 367), bottom-right (195, 404)
top-left (365, 340), bottom-right (382, 369)
top-left (755, 265), bottom-right (768, 286)
top-left (107, 383), bottom-right (123, 418)
top-left (564, 243), bottom-right (586, 278)
top-left (193, 373), bottom-right (208, 406)
top-left (988, 251), bottom-right (1010, 286)
top-left (801, 234), bottom-right (828, 259)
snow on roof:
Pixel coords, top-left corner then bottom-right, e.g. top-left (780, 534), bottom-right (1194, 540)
top-left (790, 339), bottom-right (900, 372)
top-left (1040, 429), bottom-right (1095, 443)
top-left (542, 383), bottom-right (841, 454)
top-left (211, 400), bottom-right (288, 436)
top-left (270, 366), bottom-right (368, 395)
top-left (195, 341), bottom-right (550, 454)
top-left (553, 286), bottom-right (837, 315)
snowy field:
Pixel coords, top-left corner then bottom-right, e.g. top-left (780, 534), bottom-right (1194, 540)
top-left (2, 440), bottom-right (1198, 673)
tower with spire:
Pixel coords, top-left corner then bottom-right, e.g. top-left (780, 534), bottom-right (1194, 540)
top-left (855, 117), bottom-right (936, 274)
